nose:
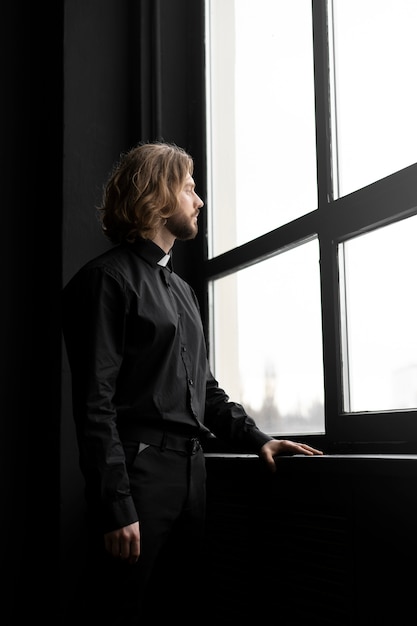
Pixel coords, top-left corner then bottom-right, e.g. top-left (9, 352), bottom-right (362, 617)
top-left (195, 193), bottom-right (204, 209)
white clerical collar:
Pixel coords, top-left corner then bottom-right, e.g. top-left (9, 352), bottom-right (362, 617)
top-left (157, 253), bottom-right (171, 267)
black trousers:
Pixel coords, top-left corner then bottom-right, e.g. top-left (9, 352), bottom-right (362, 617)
top-left (78, 441), bottom-right (207, 625)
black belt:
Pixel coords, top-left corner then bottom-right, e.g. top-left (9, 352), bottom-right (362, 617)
top-left (118, 423), bottom-right (201, 455)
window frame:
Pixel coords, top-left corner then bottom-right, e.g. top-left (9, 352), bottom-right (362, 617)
top-left (202, 0), bottom-right (417, 454)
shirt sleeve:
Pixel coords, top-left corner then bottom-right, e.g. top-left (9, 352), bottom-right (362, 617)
top-left (62, 266), bottom-right (138, 533)
top-left (203, 361), bottom-right (273, 453)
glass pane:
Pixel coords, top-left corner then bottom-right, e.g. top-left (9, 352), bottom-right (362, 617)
top-left (331, 0), bottom-right (417, 198)
top-left (340, 214), bottom-right (417, 412)
top-left (206, 0), bottom-right (317, 258)
top-left (210, 239), bottom-right (325, 435)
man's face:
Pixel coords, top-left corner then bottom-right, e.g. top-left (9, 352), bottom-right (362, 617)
top-left (166, 174), bottom-right (204, 241)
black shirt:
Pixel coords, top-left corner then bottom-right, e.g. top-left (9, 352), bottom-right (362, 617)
top-left (62, 238), bottom-right (271, 531)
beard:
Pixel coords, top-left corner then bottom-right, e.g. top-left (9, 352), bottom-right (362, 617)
top-left (165, 213), bottom-right (198, 241)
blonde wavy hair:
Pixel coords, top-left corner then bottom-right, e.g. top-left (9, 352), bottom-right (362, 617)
top-left (98, 141), bottom-right (194, 244)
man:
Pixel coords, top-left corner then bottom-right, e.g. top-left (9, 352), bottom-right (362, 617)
top-left (62, 141), bottom-right (323, 623)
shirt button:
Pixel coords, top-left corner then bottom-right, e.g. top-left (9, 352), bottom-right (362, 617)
top-left (188, 378), bottom-right (194, 386)
top-left (182, 346), bottom-right (187, 352)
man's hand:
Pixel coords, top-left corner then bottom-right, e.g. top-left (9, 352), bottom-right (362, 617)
top-left (104, 521), bottom-right (140, 564)
top-left (259, 439), bottom-right (324, 473)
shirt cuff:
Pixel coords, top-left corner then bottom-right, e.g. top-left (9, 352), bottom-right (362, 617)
top-left (102, 496), bottom-right (138, 533)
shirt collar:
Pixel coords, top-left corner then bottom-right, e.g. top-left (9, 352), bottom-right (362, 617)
top-left (157, 253), bottom-right (171, 267)
top-left (125, 238), bottom-right (173, 270)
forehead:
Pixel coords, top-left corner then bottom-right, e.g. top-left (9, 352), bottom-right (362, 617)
top-left (183, 173), bottom-right (195, 186)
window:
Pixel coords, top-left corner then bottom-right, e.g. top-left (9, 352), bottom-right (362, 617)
top-left (339, 214), bottom-right (417, 414)
top-left (204, 0), bottom-right (417, 451)
top-left (206, 0), bottom-right (317, 258)
top-left (211, 238), bottom-right (325, 435)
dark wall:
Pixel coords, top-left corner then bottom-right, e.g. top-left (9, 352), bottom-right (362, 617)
top-left (2, 2), bottom-right (63, 623)
top-left (204, 453), bottom-right (417, 623)
top-left (62, 0), bottom-right (206, 288)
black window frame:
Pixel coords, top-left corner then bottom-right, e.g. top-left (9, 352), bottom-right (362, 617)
top-left (201, 0), bottom-right (417, 455)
